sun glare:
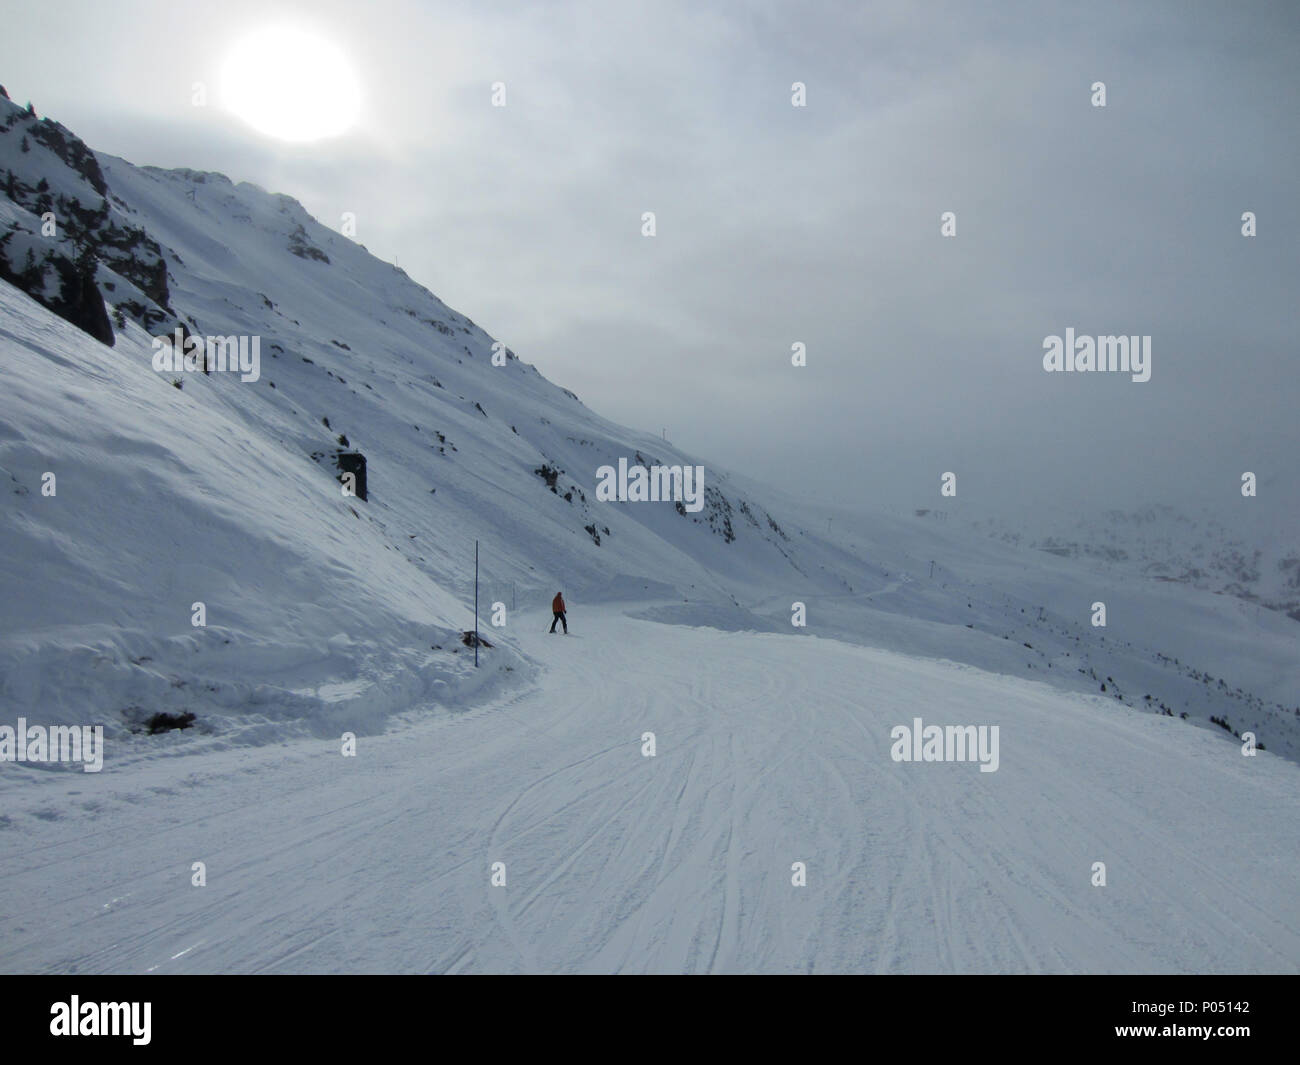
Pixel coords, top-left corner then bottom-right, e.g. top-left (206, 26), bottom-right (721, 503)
top-left (220, 27), bottom-right (361, 142)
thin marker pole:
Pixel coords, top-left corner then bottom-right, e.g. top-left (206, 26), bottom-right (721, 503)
top-left (474, 539), bottom-right (479, 668)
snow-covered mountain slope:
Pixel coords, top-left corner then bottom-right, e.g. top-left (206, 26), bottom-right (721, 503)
top-left (755, 500), bottom-right (1300, 763)
top-left (1, 607), bottom-right (1296, 974)
top-left (953, 498), bottom-right (1300, 622)
top-left (0, 90), bottom-right (1297, 769)
top-left (0, 92), bottom-right (859, 751)
top-left (0, 277), bottom-right (526, 749)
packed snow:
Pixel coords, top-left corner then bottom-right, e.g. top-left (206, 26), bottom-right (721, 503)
top-left (1, 607), bottom-right (1297, 973)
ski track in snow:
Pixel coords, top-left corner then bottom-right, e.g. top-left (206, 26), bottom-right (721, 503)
top-left (1, 607), bottom-right (1297, 974)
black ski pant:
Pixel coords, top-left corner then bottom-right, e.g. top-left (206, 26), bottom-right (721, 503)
top-left (550, 611), bottom-right (567, 633)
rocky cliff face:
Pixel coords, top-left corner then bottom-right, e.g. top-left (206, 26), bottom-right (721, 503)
top-left (0, 92), bottom-right (178, 345)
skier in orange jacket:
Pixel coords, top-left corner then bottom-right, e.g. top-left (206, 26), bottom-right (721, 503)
top-left (549, 592), bottom-right (568, 634)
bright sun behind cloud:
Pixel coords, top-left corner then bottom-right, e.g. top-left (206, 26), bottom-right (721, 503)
top-left (220, 26), bottom-right (361, 142)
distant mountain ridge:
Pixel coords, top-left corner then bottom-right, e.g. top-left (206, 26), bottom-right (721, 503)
top-left (954, 500), bottom-right (1300, 621)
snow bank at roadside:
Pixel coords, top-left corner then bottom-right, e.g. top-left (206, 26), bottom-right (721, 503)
top-left (0, 283), bottom-right (531, 761)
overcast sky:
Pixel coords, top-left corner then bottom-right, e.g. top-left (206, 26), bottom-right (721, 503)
top-left (3, 0), bottom-right (1297, 519)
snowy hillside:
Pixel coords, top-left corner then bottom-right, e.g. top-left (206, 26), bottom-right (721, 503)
top-left (953, 499), bottom-right (1300, 622)
top-left (0, 91), bottom-right (851, 752)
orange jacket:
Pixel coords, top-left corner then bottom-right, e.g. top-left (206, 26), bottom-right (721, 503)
top-left (552, 594), bottom-right (565, 613)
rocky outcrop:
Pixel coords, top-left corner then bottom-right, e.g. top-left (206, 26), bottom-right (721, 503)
top-left (0, 95), bottom-right (177, 345)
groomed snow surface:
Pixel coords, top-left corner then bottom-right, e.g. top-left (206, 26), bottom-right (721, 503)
top-left (2, 607), bottom-right (1297, 974)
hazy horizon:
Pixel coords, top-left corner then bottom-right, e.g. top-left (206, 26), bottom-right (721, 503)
top-left (3, 0), bottom-right (1296, 519)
